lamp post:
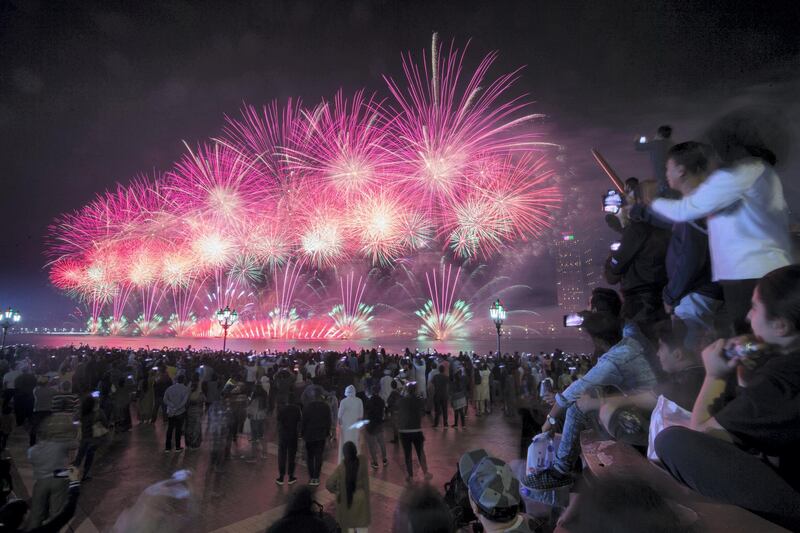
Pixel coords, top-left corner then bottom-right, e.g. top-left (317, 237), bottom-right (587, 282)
top-left (489, 299), bottom-right (506, 356)
top-left (1, 308), bottom-right (21, 350)
top-left (215, 305), bottom-right (238, 352)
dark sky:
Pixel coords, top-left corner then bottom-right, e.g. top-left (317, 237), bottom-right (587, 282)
top-left (1, 0), bottom-right (799, 324)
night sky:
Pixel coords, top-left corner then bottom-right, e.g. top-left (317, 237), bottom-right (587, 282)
top-left (1, 0), bottom-right (798, 324)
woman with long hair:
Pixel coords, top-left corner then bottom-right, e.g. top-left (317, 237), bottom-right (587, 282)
top-left (326, 440), bottom-right (370, 532)
top-left (655, 265), bottom-right (800, 530)
top-left (184, 375), bottom-right (205, 450)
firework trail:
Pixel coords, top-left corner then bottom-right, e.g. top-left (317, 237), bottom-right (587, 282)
top-left (328, 272), bottom-right (374, 339)
top-left (415, 264), bottom-right (473, 340)
top-left (45, 35), bottom-right (560, 338)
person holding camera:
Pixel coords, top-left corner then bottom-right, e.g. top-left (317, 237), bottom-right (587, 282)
top-left (524, 294), bottom-right (658, 490)
top-left (604, 180), bottom-right (671, 328)
top-left (655, 265), bottom-right (800, 530)
top-left (648, 109), bottom-right (792, 335)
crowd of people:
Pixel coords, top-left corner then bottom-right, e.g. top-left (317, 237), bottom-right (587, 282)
top-left (0, 107), bottom-right (798, 532)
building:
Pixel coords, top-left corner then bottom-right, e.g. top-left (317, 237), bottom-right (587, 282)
top-left (554, 232), bottom-right (585, 312)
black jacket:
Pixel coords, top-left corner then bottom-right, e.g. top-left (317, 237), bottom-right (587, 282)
top-left (396, 394), bottom-right (425, 432)
top-left (663, 221), bottom-right (722, 306)
top-left (605, 210), bottom-right (670, 294)
top-left (301, 400), bottom-right (331, 442)
top-left (277, 403), bottom-right (302, 441)
top-left (432, 373), bottom-right (449, 399)
top-left (364, 395), bottom-right (385, 434)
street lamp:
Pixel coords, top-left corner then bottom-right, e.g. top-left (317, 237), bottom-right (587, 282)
top-left (1, 308), bottom-right (21, 349)
top-left (215, 305), bottom-right (238, 352)
top-left (489, 299), bottom-right (506, 356)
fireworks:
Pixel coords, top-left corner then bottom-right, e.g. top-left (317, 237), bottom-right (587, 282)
top-left (415, 264), bottom-right (473, 340)
top-left (328, 273), bottom-right (374, 339)
top-left (46, 35), bottom-right (560, 339)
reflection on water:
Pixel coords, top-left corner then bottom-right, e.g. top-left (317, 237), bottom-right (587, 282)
top-left (10, 334), bottom-right (592, 355)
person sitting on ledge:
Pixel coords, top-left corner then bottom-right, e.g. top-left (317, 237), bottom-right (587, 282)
top-left (655, 264), bottom-right (800, 531)
top-left (524, 300), bottom-right (658, 491)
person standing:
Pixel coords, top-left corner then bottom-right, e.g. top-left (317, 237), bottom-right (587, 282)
top-left (30, 377), bottom-right (55, 446)
top-left (276, 400), bottom-right (302, 485)
top-left (337, 385), bottom-right (363, 463)
top-left (475, 363), bottom-right (491, 415)
top-left (184, 375), bottom-right (205, 450)
top-left (634, 124), bottom-right (674, 193)
top-left (431, 366), bottom-right (449, 428)
top-left (396, 383), bottom-right (432, 483)
top-left (137, 370), bottom-right (155, 425)
top-left (326, 440), bottom-right (370, 533)
top-left (73, 394), bottom-right (107, 481)
top-left (163, 375), bottom-right (189, 453)
top-left (450, 368), bottom-right (467, 429)
top-left (412, 356), bottom-right (426, 401)
top-left (152, 368), bottom-right (172, 424)
top-left (301, 388), bottom-right (332, 486)
top-left (386, 380), bottom-right (401, 444)
top-left (649, 109), bottom-right (792, 334)
top-left (245, 379), bottom-right (268, 461)
top-left (363, 386), bottom-right (387, 469)
top-left (661, 141), bottom-right (724, 346)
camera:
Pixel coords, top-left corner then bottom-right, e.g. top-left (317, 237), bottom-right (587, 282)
top-left (563, 313), bottom-right (584, 327)
top-left (603, 189), bottom-right (623, 214)
top-left (609, 241), bottom-right (621, 251)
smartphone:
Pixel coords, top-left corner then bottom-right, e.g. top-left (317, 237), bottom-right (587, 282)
top-left (610, 241), bottom-right (621, 251)
top-left (563, 313), bottom-right (584, 327)
top-left (639, 136), bottom-right (647, 143)
top-left (91, 390), bottom-right (100, 398)
top-left (603, 189), bottom-right (622, 214)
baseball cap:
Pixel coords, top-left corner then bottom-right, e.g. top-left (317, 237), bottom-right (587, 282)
top-left (459, 449), bottom-right (520, 518)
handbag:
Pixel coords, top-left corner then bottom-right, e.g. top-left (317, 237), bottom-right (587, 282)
top-left (647, 395), bottom-right (691, 462)
top-left (92, 421), bottom-right (109, 438)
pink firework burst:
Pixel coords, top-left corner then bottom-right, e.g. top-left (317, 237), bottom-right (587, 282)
top-left (384, 33), bottom-right (555, 217)
top-left (167, 142), bottom-right (270, 224)
top-left (288, 90), bottom-right (394, 200)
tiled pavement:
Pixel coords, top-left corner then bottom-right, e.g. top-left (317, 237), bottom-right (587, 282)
top-left (8, 407), bottom-right (522, 532)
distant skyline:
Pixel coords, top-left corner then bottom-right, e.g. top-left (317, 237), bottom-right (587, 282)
top-left (2, 0), bottom-right (798, 324)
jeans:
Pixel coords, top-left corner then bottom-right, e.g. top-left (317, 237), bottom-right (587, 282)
top-left (553, 403), bottom-right (590, 474)
top-left (278, 438), bottom-right (297, 478)
top-left (656, 426), bottom-right (800, 531)
top-left (305, 439), bottom-right (325, 479)
top-left (399, 431), bottom-right (427, 477)
top-left (365, 429), bottom-right (386, 464)
top-left (674, 292), bottom-right (723, 349)
top-left (165, 413), bottom-right (186, 450)
top-left (433, 396), bottom-right (448, 427)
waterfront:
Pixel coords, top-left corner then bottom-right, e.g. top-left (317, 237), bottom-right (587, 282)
top-left (8, 333), bottom-right (591, 355)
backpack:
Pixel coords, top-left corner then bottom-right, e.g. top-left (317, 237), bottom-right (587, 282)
top-left (443, 465), bottom-right (477, 529)
top-left (474, 368), bottom-right (482, 385)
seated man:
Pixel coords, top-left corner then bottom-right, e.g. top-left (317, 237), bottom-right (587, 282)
top-left (525, 307), bottom-right (658, 490)
top-left (459, 449), bottom-right (541, 532)
top-left (597, 319), bottom-right (705, 443)
top-left (655, 265), bottom-right (800, 531)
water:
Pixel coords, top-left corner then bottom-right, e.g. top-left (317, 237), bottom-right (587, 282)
top-left (9, 334), bottom-right (591, 355)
